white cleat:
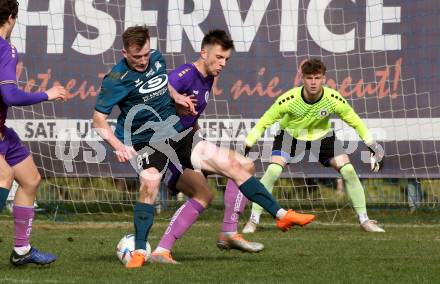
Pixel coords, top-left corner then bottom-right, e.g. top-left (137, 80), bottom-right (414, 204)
top-left (217, 233), bottom-right (264, 253)
top-left (360, 220), bottom-right (385, 232)
top-left (242, 220), bottom-right (258, 234)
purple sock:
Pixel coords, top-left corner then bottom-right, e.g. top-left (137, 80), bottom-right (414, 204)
top-left (157, 198), bottom-right (205, 251)
top-left (222, 179), bottom-right (248, 232)
top-left (13, 205), bottom-right (34, 247)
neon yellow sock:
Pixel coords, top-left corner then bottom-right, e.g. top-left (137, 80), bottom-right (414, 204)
top-left (339, 164), bottom-right (367, 215)
top-left (250, 163), bottom-right (283, 223)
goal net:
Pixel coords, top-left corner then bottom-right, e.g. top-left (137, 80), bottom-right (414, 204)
top-left (4, 0), bottom-right (440, 219)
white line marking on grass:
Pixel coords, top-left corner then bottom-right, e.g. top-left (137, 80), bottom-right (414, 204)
top-left (0, 279), bottom-right (76, 284)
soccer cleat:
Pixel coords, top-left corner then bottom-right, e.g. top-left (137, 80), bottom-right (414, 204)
top-left (360, 220), bottom-right (385, 232)
top-left (10, 247), bottom-right (56, 266)
top-left (125, 250), bottom-right (146, 268)
top-left (242, 220), bottom-right (258, 234)
top-left (276, 210), bottom-right (316, 232)
top-left (150, 251), bottom-right (179, 264)
top-left (217, 233), bottom-right (264, 253)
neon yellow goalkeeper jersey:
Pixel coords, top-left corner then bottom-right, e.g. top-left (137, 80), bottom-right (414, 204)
top-left (245, 86), bottom-right (373, 146)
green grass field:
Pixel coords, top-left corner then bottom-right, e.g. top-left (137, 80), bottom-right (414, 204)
top-left (1, 209), bottom-right (440, 284)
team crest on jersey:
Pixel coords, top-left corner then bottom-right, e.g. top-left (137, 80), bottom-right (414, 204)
top-left (319, 109), bottom-right (329, 117)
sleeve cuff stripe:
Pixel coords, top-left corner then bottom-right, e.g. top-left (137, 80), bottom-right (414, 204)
top-left (0, 80), bottom-right (17, 86)
top-left (94, 108), bottom-right (111, 115)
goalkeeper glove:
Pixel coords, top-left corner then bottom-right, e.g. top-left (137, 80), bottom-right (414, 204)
top-left (367, 142), bottom-right (384, 172)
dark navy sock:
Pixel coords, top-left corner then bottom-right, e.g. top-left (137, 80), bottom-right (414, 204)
top-left (133, 202), bottom-right (155, 250)
top-left (238, 177), bottom-right (281, 218)
top-left (0, 187), bottom-right (10, 212)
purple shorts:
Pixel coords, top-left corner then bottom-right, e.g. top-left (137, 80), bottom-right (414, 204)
top-left (162, 163), bottom-right (210, 196)
top-left (0, 127), bottom-right (30, 166)
top-left (162, 163), bottom-right (184, 195)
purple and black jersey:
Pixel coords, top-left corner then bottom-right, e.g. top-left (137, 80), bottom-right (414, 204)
top-left (168, 63), bottom-right (214, 129)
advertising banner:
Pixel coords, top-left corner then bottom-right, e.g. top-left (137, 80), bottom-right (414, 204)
top-left (7, 0), bottom-right (439, 178)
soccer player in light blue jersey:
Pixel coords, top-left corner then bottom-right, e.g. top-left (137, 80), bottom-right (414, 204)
top-left (0, 0), bottom-right (67, 266)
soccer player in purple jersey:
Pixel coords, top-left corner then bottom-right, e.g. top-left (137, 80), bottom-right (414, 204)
top-left (149, 30), bottom-right (315, 264)
top-left (0, 0), bottom-right (66, 266)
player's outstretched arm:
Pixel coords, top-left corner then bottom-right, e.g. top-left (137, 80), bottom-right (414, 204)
top-left (0, 83), bottom-right (66, 107)
top-left (45, 85), bottom-right (67, 102)
top-left (92, 111), bottom-right (136, 163)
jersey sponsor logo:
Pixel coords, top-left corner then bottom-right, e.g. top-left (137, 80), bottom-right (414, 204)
top-left (145, 69), bottom-right (155, 78)
top-left (204, 91), bottom-right (210, 102)
top-left (138, 74), bottom-right (168, 94)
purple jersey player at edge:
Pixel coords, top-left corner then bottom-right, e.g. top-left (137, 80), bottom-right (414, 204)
top-left (0, 0), bottom-right (66, 266)
top-left (149, 30), bottom-right (264, 264)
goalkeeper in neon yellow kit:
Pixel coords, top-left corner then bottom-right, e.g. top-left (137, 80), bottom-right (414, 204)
top-left (242, 58), bottom-right (385, 233)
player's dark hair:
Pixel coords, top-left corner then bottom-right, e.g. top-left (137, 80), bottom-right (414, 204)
top-left (201, 29), bottom-right (234, 50)
top-left (122, 25), bottom-right (150, 50)
top-left (301, 58), bottom-right (327, 75)
top-left (0, 0), bottom-right (19, 26)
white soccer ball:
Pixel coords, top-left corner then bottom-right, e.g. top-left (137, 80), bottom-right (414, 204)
top-left (116, 234), bottom-right (151, 265)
